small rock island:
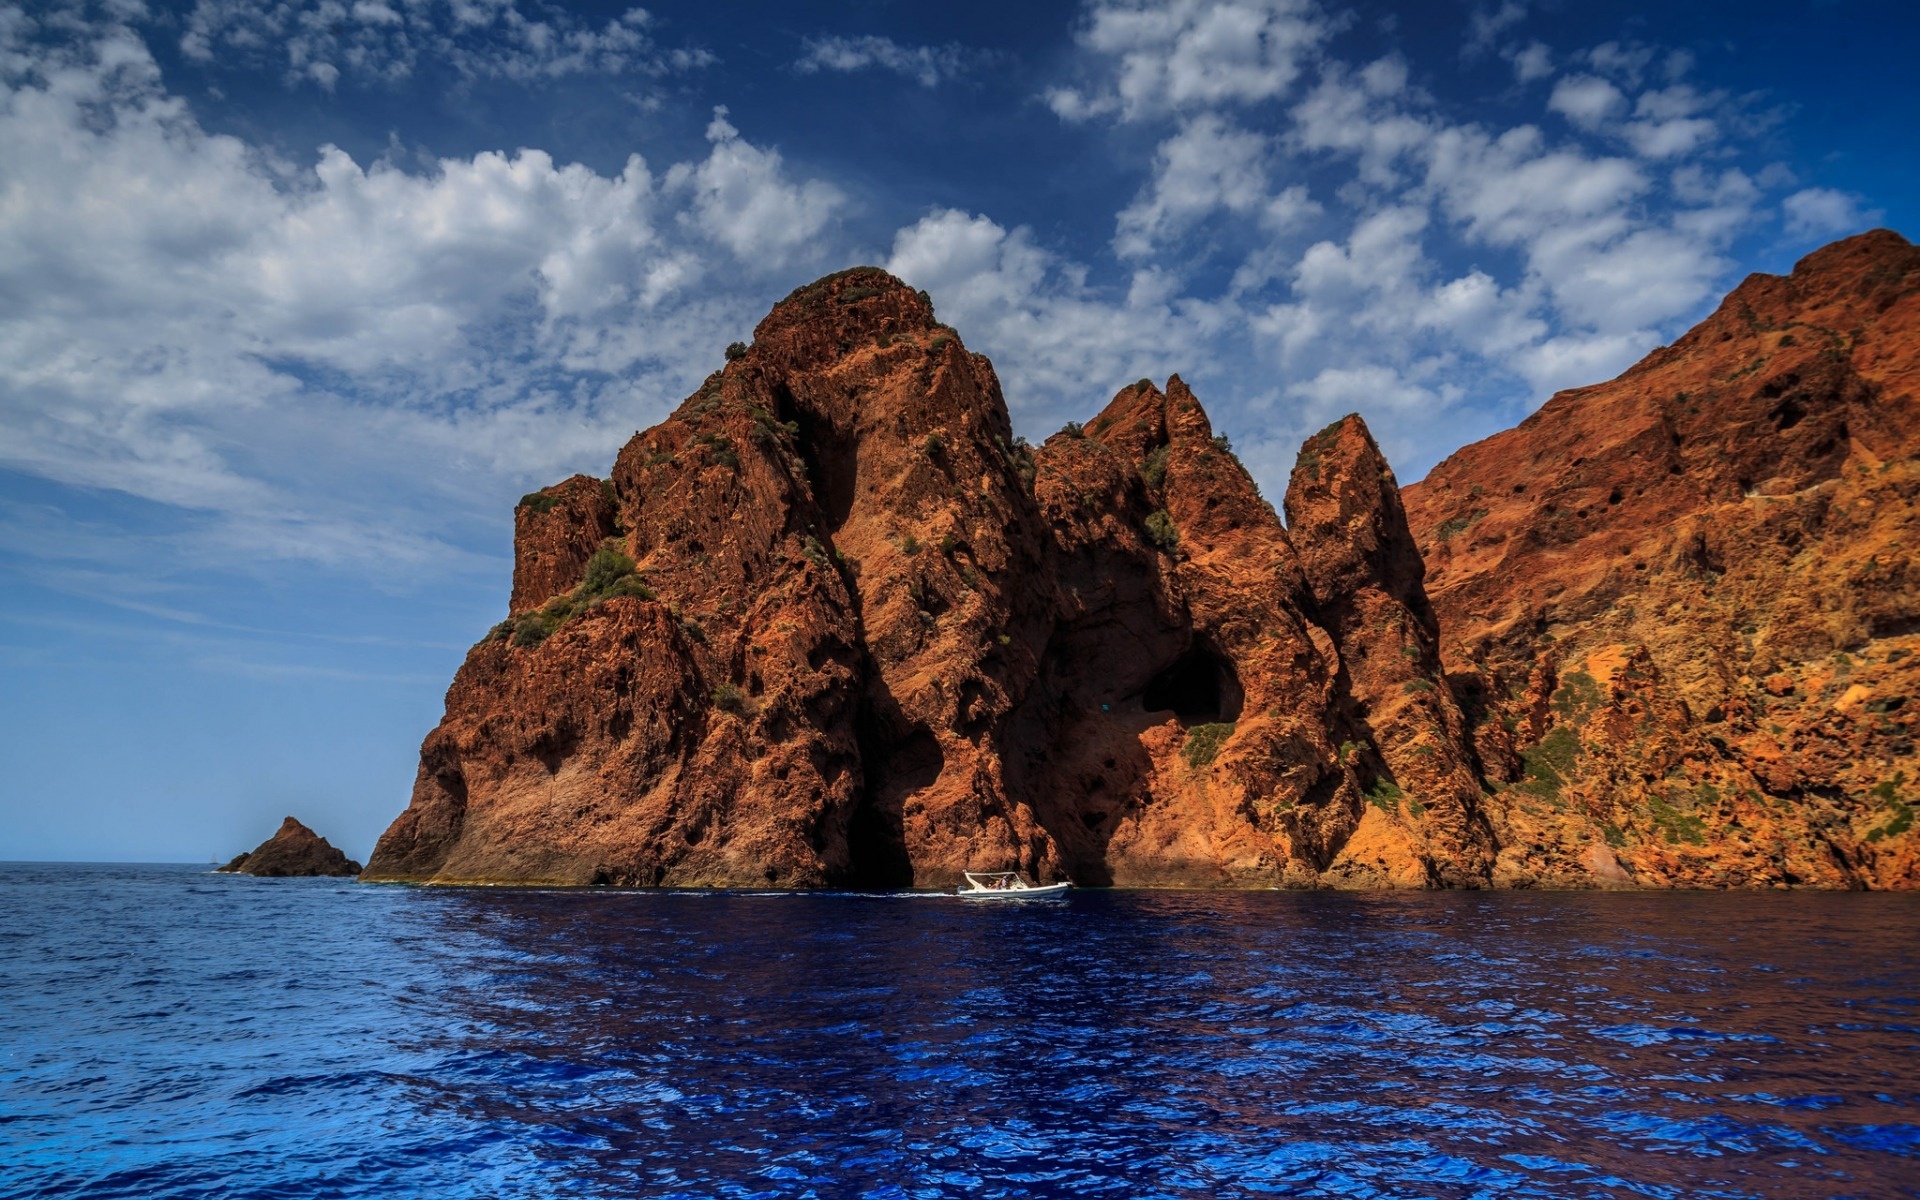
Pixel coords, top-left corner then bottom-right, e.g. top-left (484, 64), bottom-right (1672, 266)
top-left (218, 816), bottom-right (363, 877)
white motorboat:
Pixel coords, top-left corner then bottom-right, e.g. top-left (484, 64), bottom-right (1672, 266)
top-left (955, 870), bottom-right (1070, 899)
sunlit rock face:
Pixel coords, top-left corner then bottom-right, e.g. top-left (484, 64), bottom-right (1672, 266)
top-left (1403, 229), bottom-right (1920, 889)
top-left (366, 232), bottom-right (1919, 890)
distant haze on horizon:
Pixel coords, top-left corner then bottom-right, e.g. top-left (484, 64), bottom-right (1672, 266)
top-left (1, 0), bottom-right (1914, 863)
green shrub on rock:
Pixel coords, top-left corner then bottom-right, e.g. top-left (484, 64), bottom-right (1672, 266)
top-left (1141, 445), bottom-right (1170, 488)
top-left (1183, 722), bottom-right (1234, 770)
top-left (582, 545), bottom-right (636, 594)
top-left (1145, 509), bottom-right (1179, 550)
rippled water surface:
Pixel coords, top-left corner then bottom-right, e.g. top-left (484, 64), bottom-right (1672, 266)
top-left (3, 865), bottom-right (1917, 1198)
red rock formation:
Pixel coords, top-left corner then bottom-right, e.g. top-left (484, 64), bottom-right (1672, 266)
top-left (1403, 229), bottom-right (1919, 888)
top-left (1013, 378), bottom-right (1378, 887)
top-left (218, 816), bottom-right (361, 877)
top-left (369, 271), bottom-right (1058, 886)
top-left (510, 474), bottom-right (618, 614)
top-left (1283, 416), bottom-right (1495, 886)
top-left (366, 231), bottom-right (1917, 890)
top-left (365, 275), bottom-right (1466, 888)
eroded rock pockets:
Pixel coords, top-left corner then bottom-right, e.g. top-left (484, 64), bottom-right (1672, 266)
top-left (1011, 378), bottom-right (1480, 888)
top-left (365, 268), bottom-right (1487, 889)
top-left (1403, 227), bottom-right (1920, 888)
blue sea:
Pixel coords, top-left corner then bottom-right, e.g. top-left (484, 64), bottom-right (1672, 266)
top-left (2, 864), bottom-right (1916, 1199)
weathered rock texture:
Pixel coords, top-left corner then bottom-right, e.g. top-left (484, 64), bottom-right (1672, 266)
top-left (1403, 229), bottom-right (1919, 889)
top-left (1284, 417), bottom-right (1496, 885)
top-left (510, 474), bottom-right (618, 614)
top-left (365, 270), bottom-right (1466, 888)
top-left (368, 231), bottom-right (1917, 890)
top-left (219, 817), bottom-right (362, 877)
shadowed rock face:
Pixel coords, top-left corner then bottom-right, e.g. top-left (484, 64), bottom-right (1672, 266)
top-left (366, 231), bottom-right (1919, 890)
top-left (218, 817), bottom-right (361, 877)
top-left (1402, 229), bottom-right (1920, 889)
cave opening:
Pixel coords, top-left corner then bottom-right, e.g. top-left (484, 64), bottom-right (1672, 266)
top-left (1142, 644), bottom-right (1243, 723)
top-left (774, 383), bottom-right (858, 533)
top-left (843, 726), bottom-right (942, 889)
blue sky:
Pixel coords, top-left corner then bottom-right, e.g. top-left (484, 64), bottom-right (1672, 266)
top-left (1, 0), bottom-right (1913, 863)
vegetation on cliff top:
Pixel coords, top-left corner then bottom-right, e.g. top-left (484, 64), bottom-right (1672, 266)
top-left (502, 542), bottom-right (651, 648)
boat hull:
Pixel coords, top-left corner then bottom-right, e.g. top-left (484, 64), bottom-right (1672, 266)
top-left (955, 882), bottom-right (1071, 900)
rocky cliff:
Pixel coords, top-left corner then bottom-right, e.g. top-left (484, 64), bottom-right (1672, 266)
top-left (364, 269), bottom-right (1468, 888)
top-left (1403, 229), bottom-right (1918, 889)
top-left (219, 816), bottom-right (362, 877)
top-left (366, 232), bottom-right (1917, 890)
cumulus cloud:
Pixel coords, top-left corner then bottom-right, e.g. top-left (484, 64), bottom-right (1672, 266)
top-left (1548, 74), bottom-right (1627, 129)
top-left (1782, 187), bottom-right (1881, 239)
top-left (1547, 60), bottom-right (1737, 169)
top-left (1464, 1), bottom-right (1527, 57)
top-left (1042, 0), bottom-right (1792, 476)
top-left (793, 34), bottom-right (982, 87)
top-left (1289, 57), bottom-right (1429, 184)
top-left (1114, 114), bottom-right (1310, 257)
top-left (887, 210), bottom-right (1229, 427)
top-left (1507, 41), bottom-right (1552, 83)
top-left (1046, 0), bottom-right (1334, 122)
top-left (666, 109), bottom-right (845, 268)
top-left (179, 0), bottom-right (713, 89)
top-left (0, 16), bottom-right (838, 573)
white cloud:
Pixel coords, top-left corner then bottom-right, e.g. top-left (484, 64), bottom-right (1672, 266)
top-left (666, 108), bottom-right (845, 268)
top-left (0, 20), bottom-right (838, 574)
top-left (179, 0), bottom-right (713, 89)
top-left (1295, 362), bottom-right (1450, 419)
top-left (1289, 58), bottom-right (1430, 184)
top-left (1507, 41), bottom-right (1552, 83)
top-left (1510, 329), bottom-right (1659, 398)
top-left (1114, 114), bottom-right (1295, 257)
top-left (1585, 40), bottom-right (1658, 87)
top-left (887, 209), bottom-right (1227, 427)
top-left (1617, 84), bottom-right (1719, 159)
top-left (1465, 1), bottom-right (1527, 57)
top-left (1669, 165), bottom-right (1760, 241)
top-left (1544, 56), bottom-right (1745, 168)
top-left (1548, 74), bottom-right (1627, 130)
top-left (793, 34), bottom-right (980, 87)
top-left (1047, 0), bottom-right (1334, 122)
top-left (1421, 271), bottom-right (1547, 358)
top-left (1425, 124), bottom-right (1647, 249)
top-left (1782, 187), bottom-right (1880, 239)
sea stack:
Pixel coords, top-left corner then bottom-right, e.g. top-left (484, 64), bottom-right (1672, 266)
top-left (364, 231), bottom-right (1919, 890)
top-left (219, 816), bottom-right (363, 877)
